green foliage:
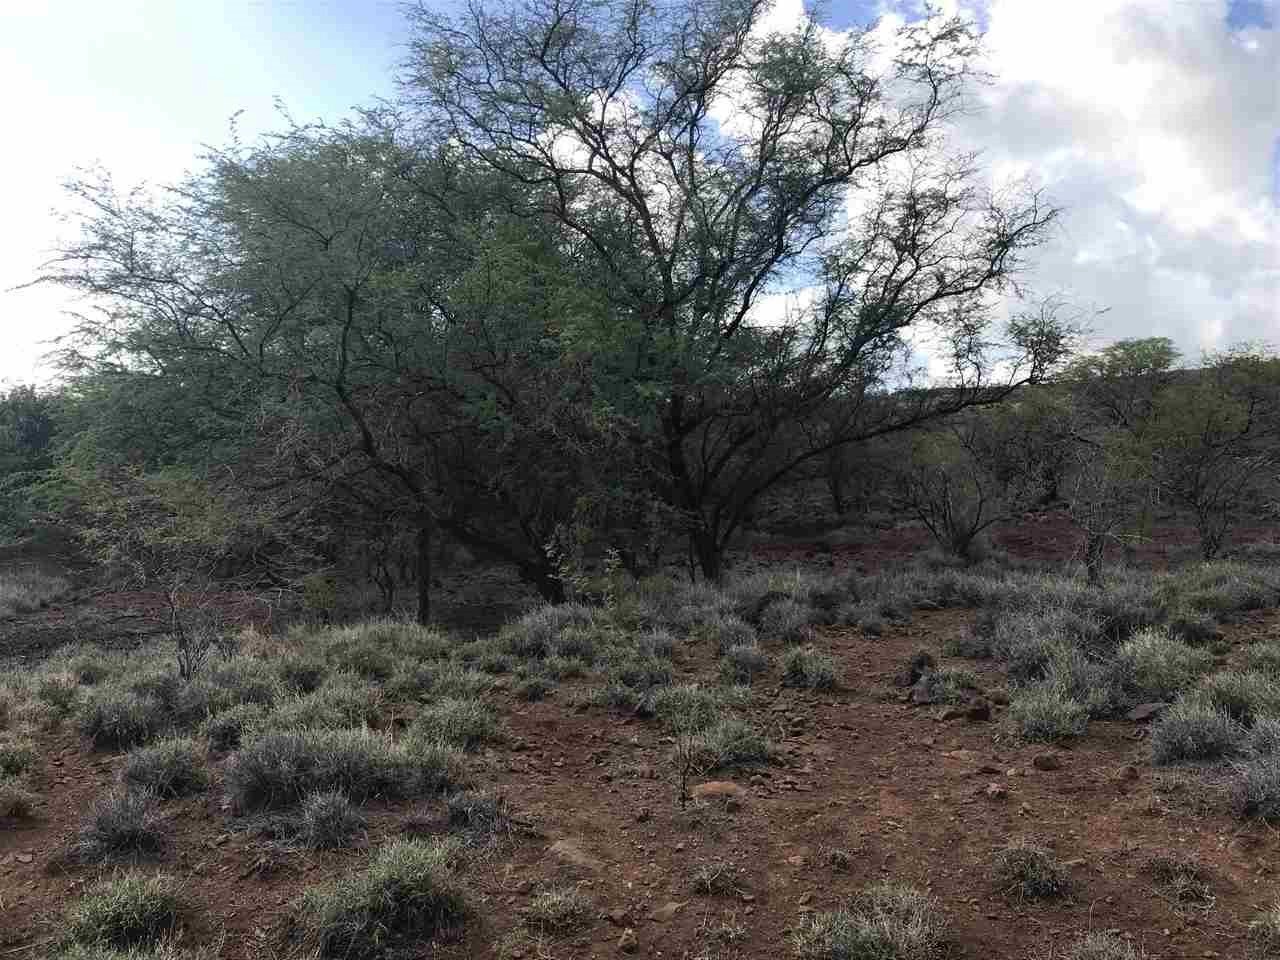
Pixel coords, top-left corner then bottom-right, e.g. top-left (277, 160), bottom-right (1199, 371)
top-left (293, 790), bottom-right (366, 850)
top-left (1115, 628), bottom-right (1214, 700)
top-left (293, 838), bottom-right (467, 958)
top-left (783, 645), bottom-right (840, 690)
top-left (524, 887), bottom-right (594, 933)
top-left (1230, 755), bottom-right (1280, 822)
top-left (0, 737), bottom-right (36, 776)
top-left (408, 699), bottom-right (498, 752)
top-left (1193, 671), bottom-right (1280, 726)
top-left (78, 688), bottom-right (167, 750)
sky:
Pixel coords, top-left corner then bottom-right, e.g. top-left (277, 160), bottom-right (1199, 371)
top-left (0, 0), bottom-right (1276, 385)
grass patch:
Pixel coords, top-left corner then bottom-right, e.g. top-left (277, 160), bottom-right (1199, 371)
top-left (0, 567), bottom-right (69, 617)
top-left (783, 645), bottom-right (839, 690)
top-left (690, 858), bottom-right (740, 896)
top-left (64, 873), bottom-right (181, 950)
top-left (691, 718), bottom-right (772, 769)
top-left (791, 882), bottom-right (945, 959)
top-left (203, 703), bottom-right (268, 752)
top-left (0, 737), bottom-right (36, 776)
top-left (912, 667), bottom-right (981, 705)
top-left (1059, 931), bottom-right (1146, 959)
top-left (122, 738), bottom-right (208, 799)
top-left (78, 689), bottom-right (167, 750)
top-left (1249, 718), bottom-right (1280, 756)
top-left (293, 838), bottom-right (467, 958)
top-left (992, 841), bottom-right (1069, 902)
top-left (719, 644), bottom-right (770, 685)
top-left (1249, 902), bottom-right (1280, 959)
top-left (409, 698), bottom-right (498, 752)
top-left (446, 789), bottom-right (516, 839)
top-left (1151, 699), bottom-right (1244, 765)
top-left (1193, 670), bottom-right (1280, 727)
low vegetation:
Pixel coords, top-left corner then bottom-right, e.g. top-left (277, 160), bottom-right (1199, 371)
top-left (64, 873), bottom-right (182, 950)
top-left (791, 883), bottom-right (946, 959)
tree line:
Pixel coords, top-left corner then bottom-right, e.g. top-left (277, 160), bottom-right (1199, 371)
top-left (3, 0), bottom-right (1273, 618)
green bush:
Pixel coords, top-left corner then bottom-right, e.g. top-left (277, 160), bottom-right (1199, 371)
top-left (1151, 699), bottom-right (1244, 765)
top-left (1115, 628), bottom-right (1214, 701)
top-left (691, 718), bottom-right (771, 769)
top-left (782, 645), bottom-right (839, 690)
top-left (277, 654), bottom-right (329, 694)
top-left (408, 699), bottom-right (498, 752)
top-left (65, 873), bottom-right (181, 949)
top-left (293, 838), bottom-right (467, 958)
top-left (791, 882), bottom-right (945, 959)
top-left (446, 790), bottom-right (513, 838)
top-left (227, 729), bottom-right (439, 812)
top-left (1007, 685), bottom-right (1088, 743)
top-left (71, 790), bottom-right (164, 863)
top-left (202, 658), bottom-right (280, 712)
top-left (912, 668), bottom-right (980, 705)
top-left (1243, 642), bottom-right (1280, 678)
top-left (122, 738), bottom-right (207, 799)
top-left (653, 684), bottom-right (726, 733)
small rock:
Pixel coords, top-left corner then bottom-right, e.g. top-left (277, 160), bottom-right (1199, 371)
top-left (798, 891), bottom-right (813, 905)
top-left (978, 763), bottom-right (1001, 774)
top-left (1125, 702), bottom-right (1170, 723)
top-left (985, 783), bottom-right (1008, 800)
top-left (618, 928), bottom-right (638, 953)
top-left (1117, 765), bottom-right (1140, 781)
top-left (15, 853), bottom-right (32, 864)
top-left (940, 707), bottom-right (966, 721)
top-left (649, 901), bottom-right (687, 923)
top-left (606, 908), bottom-right (631, 926)
top-left (1032, 753), bottom-right (1062, 771)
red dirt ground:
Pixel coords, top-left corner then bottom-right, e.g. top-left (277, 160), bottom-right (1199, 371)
top-left (4, 603), bottom-right (1279, 958)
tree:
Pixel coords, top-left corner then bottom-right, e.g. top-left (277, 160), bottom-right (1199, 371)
top-left (404, 0), bottom-right (1070, 580)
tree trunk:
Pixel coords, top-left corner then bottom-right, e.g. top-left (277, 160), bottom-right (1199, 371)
top-left (416, 517), bottom-right (431, 626)
top-left (692, 528), bottom-right (722, 582)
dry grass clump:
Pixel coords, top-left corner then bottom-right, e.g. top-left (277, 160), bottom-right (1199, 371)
top-left (1058, 931), bottom-right (1146, 959)
top-left (783, 645), bottom-right (839, 690)
top-left (992, 841), bottom-right (1070, 902)
top-left (122, 738), bottom-right (208, 799)
top-left (1142, 853), bottom-right (1214, 906)
top-left (0, 567), bottom-right (69, 617)
top-left (408, 698), bottom-right (499, 752)
top-left (1115, 627), bottom-right (1214, 700)
top-left (63, 873), bottom-right (181, 950)
top-left (791, 882), bottom-right (945, 959)
top-left (1007, 685), bottom-right (1088, 743)
top-left (524, 886), bottom-right (595, 933)
top-left (70, 790), bottom-right (166, 864)
top-left (1150, 698), bottom-right (1244, 765)
top-left (1249, 901), bottom-right (1280, 959)
top-left (0, 776), bottom-right (38, 818)
top-left (292, 838), bottom-right (467, 958)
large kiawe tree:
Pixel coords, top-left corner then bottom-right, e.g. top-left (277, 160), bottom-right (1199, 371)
top-left (404, 0), bottom-right (1070, 578)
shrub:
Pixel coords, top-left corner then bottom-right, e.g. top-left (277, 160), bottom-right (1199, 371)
top-left (327, 639), bottom-right (398, 682)
top-left (78, 689), bottom-right (166, 750)
top-left (267, 675), bottom-right (383, 732)
top-left (791, 882), bottom-right (945, 959)
top-left (690, 858), bottom-right (740, 896)
top-left (1193, 671), bottom-right (1280, 726)
top-left (294, 838), bottom-right (467, 958)
top-left (1230, 755), bottom-right (1280, 822)
top-left (122, 739), bottom-right (208, 799)
top-left (1142, 854), bottom-right (1213, 905)
top-left (409, 699), bottom-right (498, 752)
top-left (600, 651), bottom-right (672, 692)
top-left (1043, 650), bottom-right (1126, 719)
top-left (203, 703), bottom-right (268, 752)
top-left (1159, 562), bottom-right (1280, 617)
top-left (1151, 699), bottom-right (1244, 765)
top-left (227, 729), bottom-right (437, 812)
top-left (701, 615), bottom-right (760, 655)
top-left (295, 791), bottom-right (366, 849)
top-left (1115, 628), bottom-right (1214, 701)
top-left (549, 623), bottom-right (602, 662)
top-left (719, 644), bottom-right (770, 685)
top-left (71, 790), bottom-right (165, 863)
top-left (0, 776), bottom-right (37, 817)
top-left (65, 873), bottom-right (181, 949)
top-left (992, 842), bottom-right (1069, 901)
top-left (524, 886), bottom-right (594, 932)
top-left (202, 658), bottom-right (279, 712)
top-left (760, 598), bottom-right (817, 644)
top-left (539, 656), bottom-right (588, 680)
top-left (783, 646), bottom-right (839, 690)
top-left (1061, 931), bottom-right (1145, 960)
top-left (0, 737), bottom-right (35, 776)
top-left (1165, 611), bottom-right (1221, 647)
top-left (36, 676), bottom-right (80, 719)
top-left (501, 604), bottom-right (595, 659)
top-left (1007, 685), bottom-right (1088, 743)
